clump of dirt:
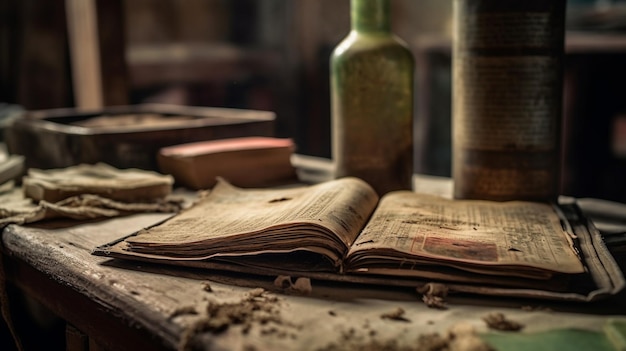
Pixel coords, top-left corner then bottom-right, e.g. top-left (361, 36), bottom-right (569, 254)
top-left (380, 307), bottom-right (410, 322)
top-left (417, 283), bottom-right (449, 310)
top-left (482, 313), bottom-right (524, 331)
top-left (178, 288), bottom-right (299, 351)
top-left (273, 275), bottom-right (312, 295)
top-left (201, 282), bottom-right (213, 292)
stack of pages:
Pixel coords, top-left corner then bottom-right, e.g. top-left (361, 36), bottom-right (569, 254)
top-left (95, 177), bottom-right (625, 302)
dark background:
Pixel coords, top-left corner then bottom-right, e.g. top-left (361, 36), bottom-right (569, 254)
top-left (1, 0), bottom-right (626, 201)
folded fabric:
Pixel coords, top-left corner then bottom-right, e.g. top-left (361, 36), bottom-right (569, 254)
top-left (22, 163), bottom-right (174, 203)
top-left (0, 182), bottom-right (183, 229)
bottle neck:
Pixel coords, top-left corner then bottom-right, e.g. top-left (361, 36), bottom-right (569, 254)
top-left (351, 0), bottom-right (391, 34)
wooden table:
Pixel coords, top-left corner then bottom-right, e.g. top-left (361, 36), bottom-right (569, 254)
top-left (2, 178), bottom-right (626, 351)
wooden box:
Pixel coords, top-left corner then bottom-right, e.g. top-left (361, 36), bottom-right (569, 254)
top-left (5, 104), bottom-right (276, 171)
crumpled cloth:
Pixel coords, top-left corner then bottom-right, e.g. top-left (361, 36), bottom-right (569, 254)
top-left (0, 182), bottom-right (184, 229)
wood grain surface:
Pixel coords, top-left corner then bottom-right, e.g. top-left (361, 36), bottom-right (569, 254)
top-left (2, 211), bottom-right (625, 351)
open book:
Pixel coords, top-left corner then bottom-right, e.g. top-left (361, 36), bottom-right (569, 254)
top-left (94, 177), bottom-right (625, 301)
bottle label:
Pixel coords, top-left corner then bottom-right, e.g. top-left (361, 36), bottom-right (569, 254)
top-left (456, 56), bottom-right (559, 150)
top-left (460, 12), bottom-right (552, 50)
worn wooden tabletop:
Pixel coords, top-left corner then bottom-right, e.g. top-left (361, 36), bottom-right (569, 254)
top-left (2, 208), bottom-right (626, 351)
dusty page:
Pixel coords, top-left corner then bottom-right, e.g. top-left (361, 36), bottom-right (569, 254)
top-left (121, 177), bottom-right (378, 266)
top-left (345, 192), bottom-right (585, 280)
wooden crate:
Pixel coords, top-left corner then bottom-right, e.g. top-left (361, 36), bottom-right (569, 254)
top-left (5, 104), bottom-right (276, 171)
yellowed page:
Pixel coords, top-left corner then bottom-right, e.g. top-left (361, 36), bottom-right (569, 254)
top-left (347, 192), bottom-right (585, 275)
top-left (125, 177), bottom-right (379, 263)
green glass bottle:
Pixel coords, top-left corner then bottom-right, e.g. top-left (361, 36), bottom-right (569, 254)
top-left (330, 0), bottom-right (414, 195)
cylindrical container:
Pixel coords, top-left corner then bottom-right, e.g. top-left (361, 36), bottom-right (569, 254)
top-left (452, 0), bottom-right (566, 201)
top-left (330, 0), bottom-right (414, 195)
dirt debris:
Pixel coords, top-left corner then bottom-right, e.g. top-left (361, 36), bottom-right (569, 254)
top-left (292, 277), bottom-right (312, 294)
top-left (201, 282), bottom-right (213, 292)
top-left (380, 307), bottom-right (411, 322)
top-left (417, 283), bottom-right (449, 310)
top-left (482, 312), bottom-right (524, 331)
top-left (422, 295), bottom-right (447, 310)
top-left (273, 275), bottom-right (313, 295)
top-left (274, 275), bottom-right (292, 289)
top-left (178, 288), bottom-right (299, 351)
top-left (317, 323), bottom-right (494, 351)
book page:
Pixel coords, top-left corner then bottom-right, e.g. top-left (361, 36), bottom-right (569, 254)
top-left (346, 192), bottom-right (585, 275)
top-left (124, 177), bottom-right (379, 262)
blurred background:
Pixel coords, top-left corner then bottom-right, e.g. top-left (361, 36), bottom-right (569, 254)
top-left (1, 0), bottom-right (626, 202)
